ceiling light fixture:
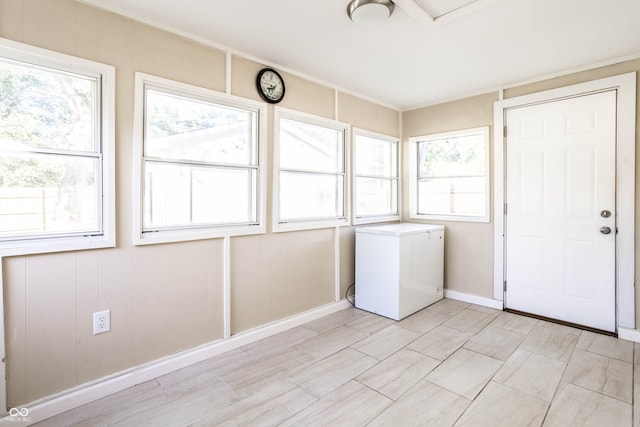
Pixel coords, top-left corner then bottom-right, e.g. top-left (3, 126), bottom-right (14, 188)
top-left (347, 0), bottom-right (395, 25)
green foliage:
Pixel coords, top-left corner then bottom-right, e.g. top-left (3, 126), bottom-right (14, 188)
top-left (1, 61), bottom-right (94, 188)
top-left (0, 61), bottom-right (93, 144)
top-left (0, 157), bottom-right (62, 187)
top-left (146, 90), bottom-right (241, 138)
top-left (419, 135), bottom-right (484, 177)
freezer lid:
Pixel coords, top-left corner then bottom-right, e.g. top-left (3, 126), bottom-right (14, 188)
top-left (356, 223), bottom-right (444, 236)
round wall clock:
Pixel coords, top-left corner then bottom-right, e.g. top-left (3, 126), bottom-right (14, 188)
top-left (256, 68), bottom-right (285, 103)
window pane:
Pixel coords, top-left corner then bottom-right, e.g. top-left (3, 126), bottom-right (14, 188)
top-left (0, 152), bottom-right (99, 238)
top-left (192, 167), bottom-right (256, 225)
top-left (280, 118), bottom-right (343, 173)
top-left (355, 135), bottom-right (396, 177)
top-left (145, 89), bottom-right (255, 166)
top-left (280, 172), bottom-right (344, 221)
top-left (144, 162), bottom-right (257, 229)
top-left (418, 176), bottom-right (485, 216)
top-left (356, 177), bottom-right (397, 217)
top-left (0, 59), bottom-right (97, 152)
top-left (418, 133), bottom-right (485, 177)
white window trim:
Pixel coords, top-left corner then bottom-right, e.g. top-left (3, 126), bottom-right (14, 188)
top-left (409, 126), bottom-right (490, 223)
top-left (352, 128), bottom-right (401, 225)
top-left (132, 73), bottom-right (267, 245)
top-left (0, 37), bottom-right (116, 257)
top-left (273, 108), bottom-right (351, 233)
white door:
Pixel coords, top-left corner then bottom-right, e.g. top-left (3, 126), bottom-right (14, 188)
top-left (505, 90), bottom-right (617, 332)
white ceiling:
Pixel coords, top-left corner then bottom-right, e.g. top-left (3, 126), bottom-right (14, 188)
top-left (83, 0), bottom-right (640, 111)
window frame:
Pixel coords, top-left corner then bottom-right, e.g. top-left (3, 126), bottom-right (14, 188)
top-left (352, 128), bottom-right (400, 225)
top-left (409, 126), bottom-right (490, 223)
top-left (0, 38), bottom-right (116, 256)
top-left (273, 108), bottom-right (350, 233)
top-left (132, 73), bottom-right (267, 245)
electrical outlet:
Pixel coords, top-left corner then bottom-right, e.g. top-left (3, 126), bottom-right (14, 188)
top-left (93, 310), bottom-right (111, 335)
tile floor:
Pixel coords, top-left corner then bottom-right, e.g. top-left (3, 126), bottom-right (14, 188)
top-left (35, 299), bottom-right (639, 426)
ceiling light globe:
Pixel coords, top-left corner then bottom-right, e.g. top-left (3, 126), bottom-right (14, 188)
top-left (347, 0), bottom-right (395, 25)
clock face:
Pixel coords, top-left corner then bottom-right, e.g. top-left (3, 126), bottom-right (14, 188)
top-left (257, 68), bottom-right (285, 103)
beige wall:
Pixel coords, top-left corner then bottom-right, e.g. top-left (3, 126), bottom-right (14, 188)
top-left (0, 0), bottom-right (400, 407)
top-left (230, 229), bottom-right (335, 334)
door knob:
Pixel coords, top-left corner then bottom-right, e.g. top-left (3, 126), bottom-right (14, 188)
top-left (601, 210), bottom-right (612, 218)
top-left (600, 226), bottom-right (612, 235)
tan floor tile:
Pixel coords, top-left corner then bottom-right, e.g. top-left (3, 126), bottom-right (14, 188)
top-left (519, 323), bottom-right (579, 361)
top-left (303, 308), bottom-right (368, 333)
top-left (192, 380), bottom-right (316, 427)
top-left (543, 382), bottom-right (632, 427)
top-left (466, 304), bottom-right (502, 316)
top-left (562, 349), bottom-right (632, 403)
top-left (463, 325), bottom-right (524, 361)
top-left (426, 348), bottom-right (502, 400)
top-left (111, 383), bottom-right (244, 426)
top-left (289, 348), bottom-right (378, 398)
top-left (180, 347), bottom-right (257, 378)
top-left (493, 349), bottom-right (565, 402)
top-left (407, 325), bottom-right (472, 360)
top-left (297, 325), bottom-right (369, 360)
top-left (577, 330), bottom-right (634, 362)
top-left (356, 348), bottom-right (440, 400)
top-left (442, 308), bottom-right (495, 334)
top-left (456, 381), bottom-right (548, 427)
top-left (426, 298), bottom-right (469, 316)
top-left (242, 325), bottom-right (318, 358)
top-left (368, 380), bottom-right (470, 427)
top-left (280, 380), bottom-right (392, 427)
top-left (397, 307), bottom-right (450, 334)
top-left (220, 347), bottom-right (314, 393)
top-left (33, 381), bottom-right (171, 427)
top-left (490, 311), bottom-right (538, 335)
top-left (346, 310), bottom-right (396, 334)
top-left (157, 367), bottom-right (234, 398)
top-left (226, 383), bottom-right (316, 427)
top-left (536, 319), bottom-right (582, 336)
top-left (351, 325), bottom-right (419, 360)
top-left (178, 348), bottom-right (267, 387)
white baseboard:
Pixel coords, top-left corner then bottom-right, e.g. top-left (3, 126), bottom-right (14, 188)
top-left (444, 289), bottom-right (504, 310)
top-left (618, 327), bottom-right (640, 343)
top-left (2, 299), bottom-right (352, 426)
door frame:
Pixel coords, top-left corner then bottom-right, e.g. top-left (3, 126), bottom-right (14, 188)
top-left (493, 72), bottom-right (637, 329)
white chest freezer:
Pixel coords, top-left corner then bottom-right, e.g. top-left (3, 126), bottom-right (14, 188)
top-left (355, 223), bottom-right (444, 320)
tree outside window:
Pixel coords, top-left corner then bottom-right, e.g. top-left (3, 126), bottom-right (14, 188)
top-left (410, 127), bottom-right (490, 222)
top-left (0, 59), bottom-right (101, 240)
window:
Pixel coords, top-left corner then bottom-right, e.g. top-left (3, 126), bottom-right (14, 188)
top-left (409, 126), bottom-right (489, 222)
top-left (274, 109), bottom-right (349, 232)
top-left (0, 39), bottom-right (115, 256)
top-left (353, 129), bottom-right (400, 224)
top-left (133, 73), bottom-right (266, 244)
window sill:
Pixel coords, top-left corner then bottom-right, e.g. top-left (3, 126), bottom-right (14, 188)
top-left (353, 214), bottom-right (401, 226)
top-left (272, 218), bottom-right (350, 233)
top-left (409, 213), bottom-right (490, 223)
top-left (0, 234), bottom-right (115, 257)
top-left (133, 224), bottom-right (266, 245)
